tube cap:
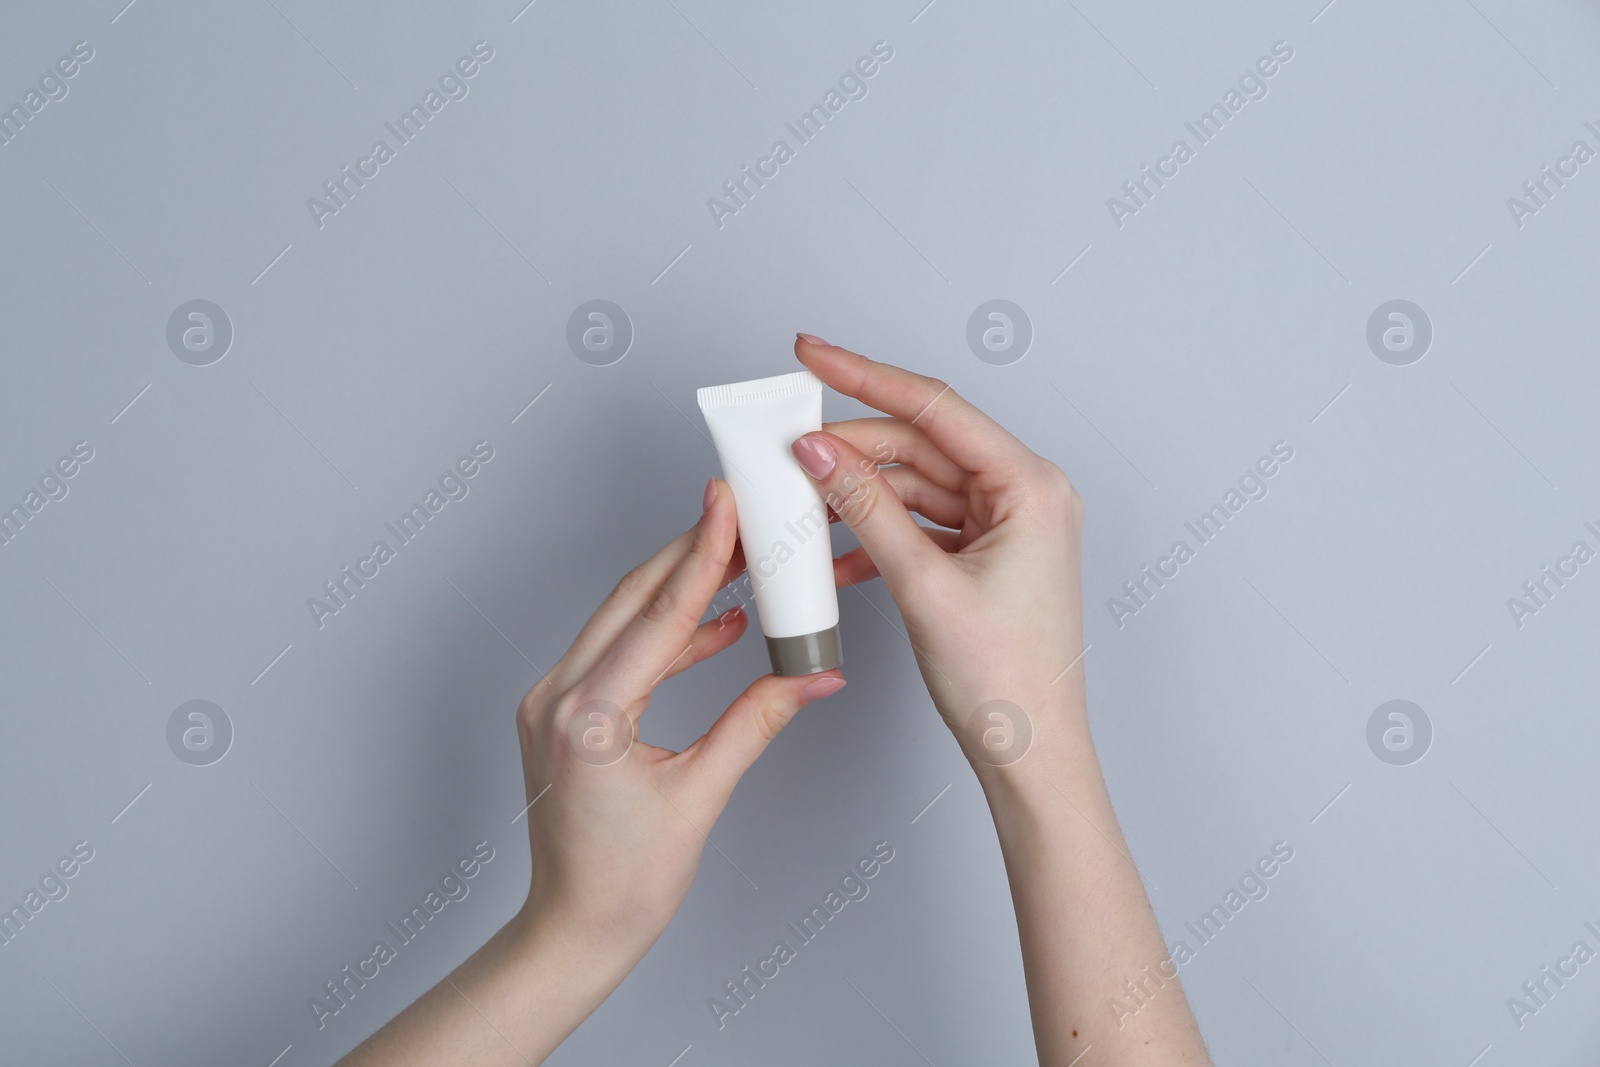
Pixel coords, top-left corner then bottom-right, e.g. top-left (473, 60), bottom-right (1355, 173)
top-left (766, 625), bottom-right (843, 676)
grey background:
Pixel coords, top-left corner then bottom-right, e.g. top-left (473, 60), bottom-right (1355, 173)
top-left (1, 0), bottom-right (1596, 1064)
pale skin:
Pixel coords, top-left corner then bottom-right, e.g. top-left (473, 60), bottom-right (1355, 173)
top-left (338, 337), bottom-right (1211, 1067)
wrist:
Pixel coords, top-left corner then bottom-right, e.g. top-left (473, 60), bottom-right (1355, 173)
top-left (507, 898), bottom-right (649, 1006)
top-left (966, 700), bottom-right (1107, 848)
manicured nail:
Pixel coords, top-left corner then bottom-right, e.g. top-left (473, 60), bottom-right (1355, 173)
top-left (702, 477), bottom-right (717, 513)
top-left (791, 435), bottom-right (836, 479)
top-left (796, 332), bottom-right (829, 347)
top-left (801, 674), bottom-right (846, 701)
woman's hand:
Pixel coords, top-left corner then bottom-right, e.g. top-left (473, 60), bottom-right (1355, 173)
top-left (790, 334), bottom-right (1086, 785)
top-left (789, 335), bottom-right (1210, 1066)
top-left (514, 477), bottom-right (844, 956)
top-left (339, 480), bottom-right (844, 1067)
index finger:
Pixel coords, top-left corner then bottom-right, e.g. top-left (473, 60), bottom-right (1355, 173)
top-left (794, 335), bottom-right (1032, 475)
top-left (586, 479), bottom-right (742, 706)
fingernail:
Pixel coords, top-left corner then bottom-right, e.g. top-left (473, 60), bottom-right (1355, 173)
top-left (801, 674), bottom-right (846, 701)
top-left (796, 332), bottom-right (829, 347)
top-left (702, 477), bottom-right (717, 513)
top-left (791, 435), bottom-right (836, 479)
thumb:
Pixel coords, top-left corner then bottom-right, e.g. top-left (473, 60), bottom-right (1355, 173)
top-left (678, 672), bottom-right (845, 801)
top-left (791, 430), bottom-right (947, 592)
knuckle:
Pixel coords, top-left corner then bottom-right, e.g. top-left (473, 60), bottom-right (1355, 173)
top-left (514, 696), bottom-right (538, 735)
top-left (832, 475), bottom-right (879, 528)
top-left (684, 522), bottom-right (717, 563)
top-left (515, 677), bottom-right (561, 734)
top-left (1043, 461), bottom-right (1076, 497)
top-left (608, 564), bottom-right (650, 605)
top-left (751, 698), bottom-right (796, 742)
top-left (1012, 460), bottom-right (1081, 526)
top-left (1052, 476), bottom-right (1084, 529)
top-left (641, 583), bottom-right (680, 623)
top-left (1031, 459), bottom-right (1074, 498)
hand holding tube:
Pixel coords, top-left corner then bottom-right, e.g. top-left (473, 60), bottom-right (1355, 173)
top-left (337, 482), bottom-right (843, 1066)
top-left (789, 334), bottom-right (1087, 782)
top-left (790, 334), bottom-right (1212, 1066)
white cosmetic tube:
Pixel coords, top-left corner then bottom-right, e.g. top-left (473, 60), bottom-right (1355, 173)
top-left (697, 370), bottom-right (842, 675)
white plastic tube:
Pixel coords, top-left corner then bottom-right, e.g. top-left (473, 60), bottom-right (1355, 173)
top-left (697, 370), bottom-right (842, 675)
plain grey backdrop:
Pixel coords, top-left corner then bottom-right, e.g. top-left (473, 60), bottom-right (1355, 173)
top-left (2, 0), bottom-right (1598, 1064)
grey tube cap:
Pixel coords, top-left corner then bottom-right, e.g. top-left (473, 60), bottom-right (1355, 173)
top-left (766, 625), bottom-right (843, 676)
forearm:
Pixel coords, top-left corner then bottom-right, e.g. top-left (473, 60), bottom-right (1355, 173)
top-left (980, 707), bottom-right (1210, 1067)
top-left (337, 907), bottom-right (639, 1066)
